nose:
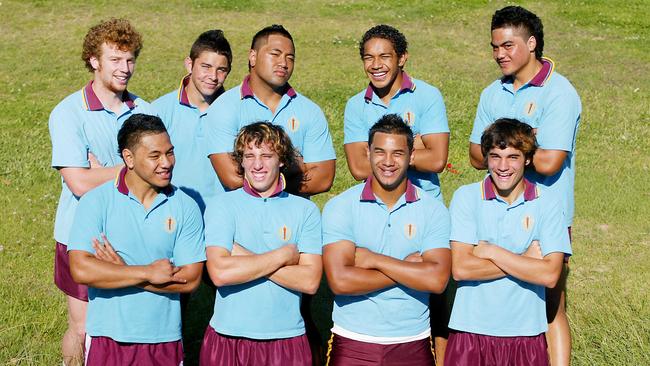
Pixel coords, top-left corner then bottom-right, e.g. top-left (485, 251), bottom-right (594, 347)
top-left (371, 57), bottom-right (381, 69)
top-left (496, 157), bottom-right (508, 171)
top-left (118, 59), bottom-right (130, 72)
top-left (160, 154), bottom-right (173, 168)
top-left (253, 156), bottom-right (264, 170)
top-left (494, 47), bottom-right (505, 60)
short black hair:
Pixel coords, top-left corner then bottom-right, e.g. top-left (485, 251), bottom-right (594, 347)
top-left (491, 6), bottom-right (544, 60)
top-left (189, 29), bottom-right (232, 68)
top-left (480, 118), bottom-right (537, 163)
top-left (368, 114), bottom-right (414, 151)
top-left (117, 114), bottom-right (167, 158)
top-left (359, 24), bottom-right (408, 58)
top-left (250, 24), bottom-right (294, 50)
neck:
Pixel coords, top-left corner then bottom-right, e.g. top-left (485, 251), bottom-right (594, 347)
top-left (371, 176), bottom-right (407, 210)
top-left (248, 73), bottom-right (285, 113)
top-left (375, 71), bottom-right (403, 105)
top-left (185, 81), bottom-right (217, 112)
top-left (513, 57), bottom-right (543, 91)
top-left (91, 78), bottom-right (124, 113)
top-left (124, 170), bottom-right (161, 209)
top-left (494, 178), bottom-right (526, 204)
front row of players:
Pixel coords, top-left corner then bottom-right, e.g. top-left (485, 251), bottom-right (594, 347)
top-left (68, 114), bottom-right (571, 365)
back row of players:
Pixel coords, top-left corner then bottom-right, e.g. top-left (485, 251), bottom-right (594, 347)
top-left (49, 5), bottom-right (581, 366)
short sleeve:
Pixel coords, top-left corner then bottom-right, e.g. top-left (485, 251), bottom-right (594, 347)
top-left (469, 89), bottom-right (494, 144)
top-left (322, 196), bottom-right (355, 245)
top-left (343, 96), bottom-right (369, 144)
top-left (49, 104), bottom-right (89, 168)
top-left (67, 190), bottom-right (104, 253)
top-left (204, 196), bottom-right (236, 251)
top-left (172, 197), bottom-right (206, 266)
top-left (535, 88), bottom-right (581, 152)
top-left (204, 94), bottom-right (240, 155)
top-left (420, 200), bottom-right (451, 252)
top-left (419, 86), bottom-right (450, 135)
top-left (297, 202), bottom-right (322, 255)
top-left (301, 105), bottom-right (336, 163)
top-left (449, 185), bottom-right (479, 245)
top-left (537, 196), bottom-right (572, 257)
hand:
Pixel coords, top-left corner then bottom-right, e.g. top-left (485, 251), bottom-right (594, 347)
top-left (473, 240), bottom-right (494, 260)
top-left (404, 251), bottom-right (423, 263)
top-left (523, 240), bottom-right (543, 259)
top-left (231, 242), bottom-right (253, 256)
top-left (413, 134), bottom-right (425, 150)
top-left (281, 244), bottom-right (300, 266)
top-left (354, 247), bottom-right (376, 269)
top-left (146, 259), bottom-right (185, 285)
top-left (92, 233), bottom-right (125, 265)
top-left (88, 152), bottom-right (102, 168)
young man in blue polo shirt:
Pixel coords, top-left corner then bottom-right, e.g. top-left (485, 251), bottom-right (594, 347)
top-left (67, 114), bottom-right (205, 365)
top-left (323, 114), bottom-right (451, 366)
top-left (200, 122), bottom-right (322, 365)
top-left (344, 24), bottom-right (449, 200)
top-left (153, 29), bottom-right (232, 212)
top-left (48, 18), bottom-right (150, 366)
top-left (468, 7), bottom-right (581, 365)
top-left (447, 118), bottom-right (571, 365)
top-left (204, 24), bottom-right (336, 196)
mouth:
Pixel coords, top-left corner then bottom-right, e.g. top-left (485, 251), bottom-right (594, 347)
top-left (250, 171), bottom-right (268, 181)
top-left (274, 69), bottom-right (288, 78)
top-left (156, 170), bottom-right (172, 180)
top-left (369, 71), bottom-right (388, 81)
top-left (378, 167), bottom-right (398, 178)
top-left (494, 171), bottom-right (513, 181)
top-left (114, 74), bottom-right (130, 84)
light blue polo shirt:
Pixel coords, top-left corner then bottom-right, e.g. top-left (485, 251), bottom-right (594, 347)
top-left (204, 175), bottom-right (322, 339)
top-left (49, 81), bottom-right (152, 244)
top-left (469, 58), bottom-right (582, 226)
top-left (153, 76), bottom-right (225, 212)
top-left (344, 72), bottom-right (449, 199)
top-left (322, 178), bottom-right (450, 337)
top-left (204, 75), bottom-right (335, 163)
top-left (448, 176), bottom-right (572, 337)
top-left (67, 168), bottom-right (206, 343)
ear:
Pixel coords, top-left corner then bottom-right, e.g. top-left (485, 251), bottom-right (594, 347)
top-left (398, 51), bottom-right (409, 68)
top-left (366, 145), bottom-right (371, 161)
top-left (525, 158), bottom-right (531, 166)
top-left (409, 149), bottom-right (415, 166)
top-left (527, 36), bottom-right (537, 54)
top-left (248, 49), bottom-right (257, 68)
top-left (122, 149), bottom-right (135, 169)
top-left (183, 56), bottom-right (193, 74)
top-left (89, 56), bottom-right (100, 71)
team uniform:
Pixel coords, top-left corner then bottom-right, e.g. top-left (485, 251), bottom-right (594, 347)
top-left (49, 82), bottom-right (151, 300)
top-left (204, 75), bottom-right (335, 165)
top-left (445, 177), bottom-right (572, 365)
top-left (67, 168), bottom-right (205, 365)
top-left (200, 175), bottom-right (322, 365)
top-left (470, 58), bottom-right (581, 228)
top-left (152, 76), bottom-right (225, 212)
top-left (322, 178), bottom-right (450, 365)
top-left (344, 72), bottom-right (449, 200)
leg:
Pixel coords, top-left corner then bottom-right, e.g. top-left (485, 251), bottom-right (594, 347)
top-left (430, 291), bottom-right (451, 366)
top-left (62, 295), bottom-right (87, 366)
top-left (545, 263), bottom-right (570, 366)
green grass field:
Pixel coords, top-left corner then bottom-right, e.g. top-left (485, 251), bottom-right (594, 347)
top-left (1, 0), bottom-right (648, 364)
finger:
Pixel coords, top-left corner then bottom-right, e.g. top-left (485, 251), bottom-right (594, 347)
top-left (171, 266), bottom-right (182, 275)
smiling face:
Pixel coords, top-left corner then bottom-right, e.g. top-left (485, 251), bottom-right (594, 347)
top-left (241, 141), bottom-right (282, 197)
top-left (249, 34), bottom-right (295, 90)
top-left (90, 42), bottom-right (136, 94)
top-left (491, 26), bottom-right (536, 78)
top-left (368, 132), bottom-right (413, 192)
top-left (185, 51), bottom-right (230, 101)
top-left (487, 145), bottom-right (529, 203)
top-left (362, 37), bottom-right (407, 98)
top-left (123, 132), bottom-right (175, 190)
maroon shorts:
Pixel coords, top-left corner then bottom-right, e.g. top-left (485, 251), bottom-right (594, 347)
top-left (444, 331), bottom-right (548, 366)
top-left (200, 325), bottom-right (311, 366)
top-left (54, 241), bottom-right (88, 301)
top-left (326, 333), bottom-right (435, 366)
top-left (86, 336), bottom-right (183, 366)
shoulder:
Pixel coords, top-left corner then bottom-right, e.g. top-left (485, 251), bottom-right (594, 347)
top-left (451, 181), bottom-right (482, 204)
top-left (345, 89), bottom-right (367, 107)
top-left (283, 193), bottom-right (320, 212)
top-left (412, 78), bottom-right (443, 97)
top-left (50, 89), bottom-right (83, 121)
top-left (214, 85), bottom-right (242, 105)
top-left (79, 179), bottom-right (114, 205)
top-left (293, 92), bottom-right (324, 113)
top-left (545, 71), bottom-right (580, 99)
top-left (324, 183), bottom-right (364, 210)
top-left (151, 89), bottom-right (178, 109)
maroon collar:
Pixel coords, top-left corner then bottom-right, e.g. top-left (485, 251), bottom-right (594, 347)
top-left (83, 80), bottom-right (135, 111)
top-left (240, 75), bottom-right (297, 100)
top-left (115, 167), bottom-right (173, 196)
top-left (364, 71), bottom-right (416, 102)
top-left (360, 176), bottom-right (419, 203)
top-left (482, 175), bottom-right (538, 201)
top-left (501, 57), bottom-right (554, 88)
top-left (242, 173), bottom-right (286, 198)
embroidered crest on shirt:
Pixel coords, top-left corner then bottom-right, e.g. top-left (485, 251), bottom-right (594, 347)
top-left (279, 225), bottom-right (292, 242)
top-left (403, 110), bottom-right (415, 126)
top-left (287, 116), bottom-right (300, 132)
top-left (522, 215), bottom-right (534, 231)
top-left (524, 101), bottom-right (536, 116)
top-left (404, 223), bottom-right (417, 239)
top-left (164, 216), bottom-right (177, 233)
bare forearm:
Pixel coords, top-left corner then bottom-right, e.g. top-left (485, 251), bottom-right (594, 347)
top-left (299, 160), bottom-right (335, 195)
top-left (60, 165), bottom-right (123, 197)
top-left (411, 133), bottom-right (449, 173)
top-left (532, 149), bottom-right (566, 176)
top-left (209, 154), bottom-right (243, 190)
top-left (372, 254), bottom-right (449, 294)
top-left (268, 264), bottom-right (321, 294)
top-left (207, 250), bottom-right (287, 286)
top-left (486, 247), bottom-right (562, 287)
top-left (343, 143), bottom-right (370, 181)
top-left (326, 266), bottom-right (395, 295)
top-left (452, 255), bottom-right (506, 281)
top-left (469, 143), bottom-right (487, 170)
top-left (139, 265), bottom-right (202, 293)
top-left (70, 254), bottom-right (148, 289)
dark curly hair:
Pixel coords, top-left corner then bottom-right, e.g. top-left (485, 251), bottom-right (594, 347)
top-left (480, 118), bottom-right (537, 165)
top-left (359, 24), bottom-right (408, 58)
top-left (82, 18), bottom-right (143, 72)
top-left (117, 114), bottom-right (167, 158)
top-left (368, 114), bottom-right (414, 151)
top-left (491, 6), bottom-right (544, 60)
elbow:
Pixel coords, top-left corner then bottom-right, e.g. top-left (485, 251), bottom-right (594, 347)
top-left (542, 271), bottom-right (561, 289)
top-left (220, 176), bottom-right (242, 191)
top-left (66, 181), bottom-right (91, 198)
top-left (303, 276), bottom-right (321, 295)
top-left (469, 157), bottom-right (486, 170)
top-left (70, 265), bottom-right (91, 286)
top-left (349, 169), bottom-right (367, 181)
top-left (534, 163), bottom-right (562, 176)
top-left (451, 266), bottom-right (469, 282)
top-left (431, 158), bottom-right (447, 174)
top-left (429, 275), bottom-right (450, 294)
top-left (325, 272), bottom-right (352, 295)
